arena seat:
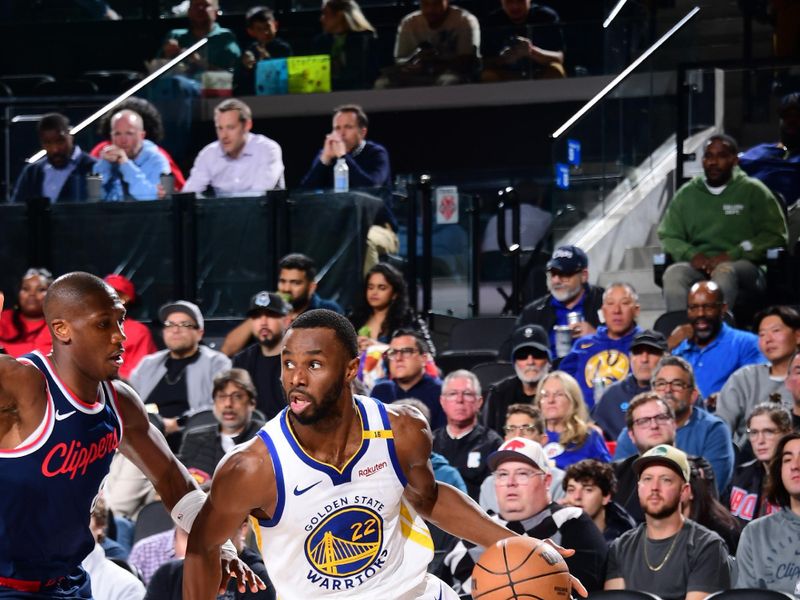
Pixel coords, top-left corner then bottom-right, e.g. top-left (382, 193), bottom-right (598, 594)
top-left (436, 350), bottom-right (499, 377)
top-left (447, 316), bottom-right (517, 352)
top-left (33, 78), bottom-right (98, 96)
top-left (82, 70), bottom-right (143, 94)
top-left (705, 590), bottom-right (795, 599)
top-left (183, 410), bottom-right (216, 433)
top-left (0, 73), bottom-right (55, 96)
top-left (131, 501), bottom-right (172, 545)
top-left (471, 361), bottom-right (515, 393)
top-left (587, 591), bottom-right (663, 600)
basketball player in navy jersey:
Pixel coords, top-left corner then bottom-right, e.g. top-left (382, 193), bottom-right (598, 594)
top-left (185, 309), bottom-right (587, 599)
top-left (0, 273), bottom-right (263, 599)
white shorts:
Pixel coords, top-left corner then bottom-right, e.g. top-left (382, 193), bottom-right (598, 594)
top-left (417, 573), bottom-right (460, 600)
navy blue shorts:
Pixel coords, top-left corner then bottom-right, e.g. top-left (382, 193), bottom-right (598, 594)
top-left (0, 568), bottom-right (92, 599)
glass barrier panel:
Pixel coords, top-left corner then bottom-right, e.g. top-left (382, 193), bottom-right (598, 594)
top-left (288, 190), bottom-right (384, 312)
top-left (47, 200), bottom-right (175, 322)
top-left (193, 196), bottom-right (274, 318)
top-left (0, 203), bottom-right (32, 298)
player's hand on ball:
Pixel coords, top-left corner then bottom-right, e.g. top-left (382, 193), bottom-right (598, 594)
top-left (219, 556), bottom-right (267, 594)
top-left (543, 539), bottom-right (588, 598)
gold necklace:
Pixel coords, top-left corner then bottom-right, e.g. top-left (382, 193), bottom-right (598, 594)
top-left (643, 523), bottom-right (683, 571)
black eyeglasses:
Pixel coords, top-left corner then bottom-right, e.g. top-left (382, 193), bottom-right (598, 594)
top-left (632, 413), bottom-right (673, 428)
top-left (384, 347), bottom-right (420, 360)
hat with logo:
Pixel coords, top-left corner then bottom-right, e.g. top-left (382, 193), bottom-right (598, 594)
top-left (487, 437), bottom-right (550, 474)
top-left (103, 274), bottom-right (136, 302)
top-left (546, 245), bottom-right (588, 274)
top-left (510, 324), bottom-right (552, 362)
top-left (633, 444), bottom-right (690, 482)
top-left (630, 329), bottom-right (668, 353)
top-left (247, 291), bottom-right (290, 317)
top-left (158, 300), bottom-right (204, 330)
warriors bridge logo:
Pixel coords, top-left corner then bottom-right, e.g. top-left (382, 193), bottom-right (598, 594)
top-left (305, 506), bottom-right (384, 578)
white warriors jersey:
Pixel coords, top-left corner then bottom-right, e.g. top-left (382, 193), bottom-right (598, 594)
top-left (256, 395), bottom-right (436, 599)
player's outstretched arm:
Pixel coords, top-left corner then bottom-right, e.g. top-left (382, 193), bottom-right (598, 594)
top-left (389, 405), bottom-right (514, 548)
top-left (112, 380), bottom-right (199, 509)
top-left (185, 437), bottom-right (275, 600)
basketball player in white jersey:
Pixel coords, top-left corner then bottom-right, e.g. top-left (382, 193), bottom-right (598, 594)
top-left (184, 309), bottom-right (586, 599)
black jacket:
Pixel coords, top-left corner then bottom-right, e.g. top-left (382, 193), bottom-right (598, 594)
top-left (603, 500), bottom-right (637, 542)
top-left (177, 419), bottom-right (265, 478)
top-left (482, 374), bottom-right (536, 436)
top-left (500, 283), bottom-right (605, 359)
top-left (515, 283), bottom-right (605, 334)
top-left (11, 151), bottom-right (97, 203)
top-left (612, 455), bottom-right (643, 523)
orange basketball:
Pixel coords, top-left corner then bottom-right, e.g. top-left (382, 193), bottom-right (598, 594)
top-left (471, 537), bottom-right (571, 600)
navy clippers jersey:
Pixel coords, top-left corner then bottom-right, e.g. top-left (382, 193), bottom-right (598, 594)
top-left (0, 351), bottom-right (122, 582)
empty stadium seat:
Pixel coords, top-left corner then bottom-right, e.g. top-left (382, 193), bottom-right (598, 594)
top-left (447, 316), bottom-right (517, 351)
top-left (0, 73), bottom-right (55, 96)
top-left (471, 361), bottom-right (515, 392)
top-left (705, 590), bottom-right (795, 599)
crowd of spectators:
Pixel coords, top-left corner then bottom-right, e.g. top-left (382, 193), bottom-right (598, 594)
top-left (3, 222), bottom-right (799, 597)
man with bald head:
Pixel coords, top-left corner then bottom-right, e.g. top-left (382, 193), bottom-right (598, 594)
top-left (0, 273), bottom-right (262, 598)
top-left (94, 109), bottom-right (169, 200)
top-left (670, 281), bottom-right (764, 398)
top-left (658, 133), bottom-right (787, 311)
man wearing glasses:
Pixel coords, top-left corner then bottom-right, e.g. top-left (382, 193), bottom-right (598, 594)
top-left (613, 356), bottom-right (734, 494)
top-left (669, 281), bottom-right (763, 398)
top-left (432, 370), bottom-right (503, 500)
top-left (177, 368), bottom-right (265, 479)
top-left (479, 403), bottom-right (567, 513)
top-left (130, 300), bottom-right (231, 449)
top-left (371, 329), bottom-right (445, 428)
top-left (445, 437), bottom-right (608, 594)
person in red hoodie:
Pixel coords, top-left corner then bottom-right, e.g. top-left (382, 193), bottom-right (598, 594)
top-left (0, 268), bottom-right (53, 357)
top-left (103, 274), bottom-right (157, 379)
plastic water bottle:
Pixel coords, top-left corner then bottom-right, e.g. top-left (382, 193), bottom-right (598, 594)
top-left (334, 157), bottom-right (349, 193)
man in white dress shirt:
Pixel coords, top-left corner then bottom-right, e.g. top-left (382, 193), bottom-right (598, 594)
top-left (183, 98), bottom-right (285, 196)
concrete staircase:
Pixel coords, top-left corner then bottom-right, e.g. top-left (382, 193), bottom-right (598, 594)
top-left (596, 230), bottom-right (666, 330)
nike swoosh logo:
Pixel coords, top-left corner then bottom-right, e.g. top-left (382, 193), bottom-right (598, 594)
top-left (293, 481), bottom-right (322, 496)
top-left (55, 410), bottom-right (77, 421)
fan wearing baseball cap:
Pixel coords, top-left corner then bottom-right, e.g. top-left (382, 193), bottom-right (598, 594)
top-left (129, 300), bottom-right (231, 449)
top-left (231, 291), bottom-right (291, 419)
top-left (511, 245), bottom-right (605, 359)
top-left (605, 444), bottom-right (731, 599)
top-left (444, 436), bottom-right (608, 594)
top-left (103, 274), bottom-right (157, 379)
top-left (482, 324), bottom-right (552, 435)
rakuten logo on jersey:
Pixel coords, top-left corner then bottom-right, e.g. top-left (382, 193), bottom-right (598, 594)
top-left (358, 461), bottom-right (388, 478)
top-left (41, 430), bottom-right (120, 479)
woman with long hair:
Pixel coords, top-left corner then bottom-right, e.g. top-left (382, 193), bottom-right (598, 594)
top-left (725, 402), bottom-right (793, 526)
top-left (536, 371), bottom-right (611, 469)
top-left (684, 456), bottom-right (741, 553)
top-left (349, 263), bottom-right (431, 352)
top-left (313, 0), bottom-right (379, 90)
top-left (0, 268), bottom-right (54, 357)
